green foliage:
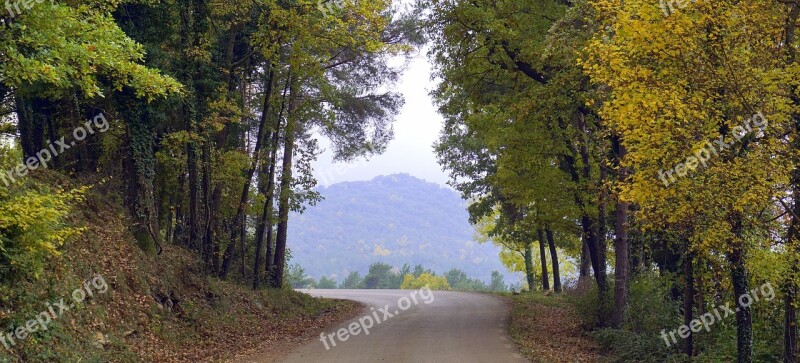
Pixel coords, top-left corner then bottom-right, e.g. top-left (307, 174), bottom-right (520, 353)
top-left (339, 271), bottom-right (364, 289)
top-left (363, 262), bottom-right (398, 289)
top-left (569, 279), bottom-right (613, 331)
top-left (489, 271), bottom-right (508, 293)
top-left (285, 264), bottom-right (315, 289)
top-left (0, 146), bottom-right (85, 284)
top-left (316, 276), bottom-right (337, 289)
top-left (0, 2), bottom-right (181, 99)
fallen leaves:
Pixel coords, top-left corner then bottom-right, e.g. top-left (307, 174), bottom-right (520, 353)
top-left (509, 293), bottom-right (602, 363)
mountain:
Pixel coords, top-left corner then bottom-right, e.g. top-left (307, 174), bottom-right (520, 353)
top-left (288, 173), bottom-right (516, 284)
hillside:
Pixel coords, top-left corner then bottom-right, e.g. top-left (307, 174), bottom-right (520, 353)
top-left (289, 174), bottom-right (514, 283)
top-left (0, 177), bottom-right (360, 363)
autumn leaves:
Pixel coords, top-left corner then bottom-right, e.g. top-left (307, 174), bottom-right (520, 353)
top-left (658, 113), bottom-right (768, 187)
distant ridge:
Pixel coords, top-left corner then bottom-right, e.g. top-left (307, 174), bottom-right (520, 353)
top-left (289, 173), bottom-right (514, 283)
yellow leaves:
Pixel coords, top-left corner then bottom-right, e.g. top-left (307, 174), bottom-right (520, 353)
top-left (400, 273), bottom-right (451, 290)
top-left (584, 0), bottom-right (798, 257)
top-left (0, 177), bottom-right (87, 279)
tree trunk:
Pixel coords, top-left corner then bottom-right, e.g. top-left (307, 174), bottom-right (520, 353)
top-left (612, 144), bottom-right (630, 328)
top-left (580, 237), bottom-right (591, 279)
top-left (252, 123), bottom-right (277, 289)
top-left (684, 250), bottom-right (694, 356)
top-left (524, 241), bottom-right (535, 292)
top-left (201, 141), bottom-right (213, 271)
top-left (219, 66), bottom-right (275, 278)
top-left (728, 215), bottom-right (752, 363)
top-left (546, 228), bottom-right (561, 293)
top-left (537, 229), bottom-right (550, 291)
top-left (271, 82), bottom-right (298, 288)
top-left (786, 278), bottom-right (798, 363)
top-left (116, 90), bottom-right (162, 255)
top-left (786, 3), bottom-right (800, 358)
top-left (259, 74), bottom-right (290, 288)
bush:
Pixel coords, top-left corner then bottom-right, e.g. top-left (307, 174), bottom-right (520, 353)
top-left (567, 278), bottom-right (612, 330)
top-left (593, 328), bottom-right (688, 363)
top-left (400, 273), bottom-right (450, 290)
top-left (624, 273), bottom-right (682, 333)
top-left (0, 146), bottom-right (85, 284)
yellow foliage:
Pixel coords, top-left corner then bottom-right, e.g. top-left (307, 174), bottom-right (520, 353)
top-left (400, 273), bottom-right (451, 290)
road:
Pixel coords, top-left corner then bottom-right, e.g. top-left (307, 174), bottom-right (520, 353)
top-left (279, 289), bottom-right (527, 363)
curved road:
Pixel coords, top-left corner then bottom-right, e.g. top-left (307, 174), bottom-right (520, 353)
top-left (279, 289), bottom-right (527, 363)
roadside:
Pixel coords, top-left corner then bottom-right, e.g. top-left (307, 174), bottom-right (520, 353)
top-left (508, 292), bottom-right (602, 363)
top-left (0, 183), bottom-right (363, 363)
top-left (229, 295), bottom-right (364, 363)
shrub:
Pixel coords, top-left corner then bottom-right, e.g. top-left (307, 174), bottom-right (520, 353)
top-left (400, 273), bottom-right (450, 290)
top-left (0, 146), bottom-right (85, 283)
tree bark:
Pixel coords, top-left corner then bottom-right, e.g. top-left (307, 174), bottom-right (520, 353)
top-left (728, 214), bottom-right (752, 363)
top-left (612, 143), bottom-right (630, 328)
top-left (116, 90), bottom-right (162, 255)
top-left (524, 241), bottom-right (536, 292)
top-left (684, 250), bottom-right (694, 356)
top-left (271, 81), bottom-right (298, 288)
top-left (546, 228), bottom-right (561, 293)
top-left (580, 237), bottom-right (591, 280)
top-left (537, 228), bottom-right (550, 291)
top-left (264, 75), bottom-right (291, 287)
top-left (219, 66), bottom-right (275, 278)
top-left (253, 115), bottom-right (281, 289)
top-left (784, 4), bottom-right (800, 359)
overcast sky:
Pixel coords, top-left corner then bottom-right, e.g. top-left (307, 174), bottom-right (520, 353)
top-left (312, 53), bottom-right (451, 187)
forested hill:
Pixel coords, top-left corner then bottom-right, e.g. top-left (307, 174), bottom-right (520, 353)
top-left (289, 174), bottom-right (510, 282)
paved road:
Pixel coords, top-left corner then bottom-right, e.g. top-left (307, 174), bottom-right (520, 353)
top-left (279, 289), bottom-right (527, 363)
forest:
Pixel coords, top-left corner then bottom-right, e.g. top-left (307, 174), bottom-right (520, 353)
top-left (2, 0), bottom-right (800, 362)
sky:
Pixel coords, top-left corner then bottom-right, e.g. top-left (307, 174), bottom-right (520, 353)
top-left (312, 53), bottom-right (451, 187)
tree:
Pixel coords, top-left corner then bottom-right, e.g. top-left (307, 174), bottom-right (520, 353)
top-left (363, 263), bottom-right (398, 289)
top-left (489, 271), bottom-right (508, 293)
top-left (286, 264), bottom-right (315, 289)
top-left (340, 271), bottom-right (364, 289)
top-left (317, 276), bottom-right (337, 289)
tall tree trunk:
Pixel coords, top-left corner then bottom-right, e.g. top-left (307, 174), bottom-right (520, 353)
top-left (201, 141), bottom-right (213, 270)
top-left (574, 111), bottom-right (607, 294)
top-left (612, 143), bottom-right (630, 328)
top-left (537, 229), bottom-right (550, 291)
top-left (684, 250), bottom-right (695, 356)
top-left (264, 80), bottom-right (289, 286)
top-left (787, 276), bottom-right (798, 363)
top-left (13, 95), bottom-right (47, 163)
top-left (271, 83), bottom-right (298, 288)
top-left (546, 228), bottom-right (561, 293)
top-left (580, 237), bottom-right (591, 280)
top-left (219, 66), bottom-right (275, 278)
top-left (728, 214), bottom-right (752, 363)
top-left (785, 4), bottom-right (800, 359)
top-left (254, 117), bottom-right (282, 289)
top-left (116, 90), bottom-right (162, 255)
top-left (524, 241), bottom-right (535, 292)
